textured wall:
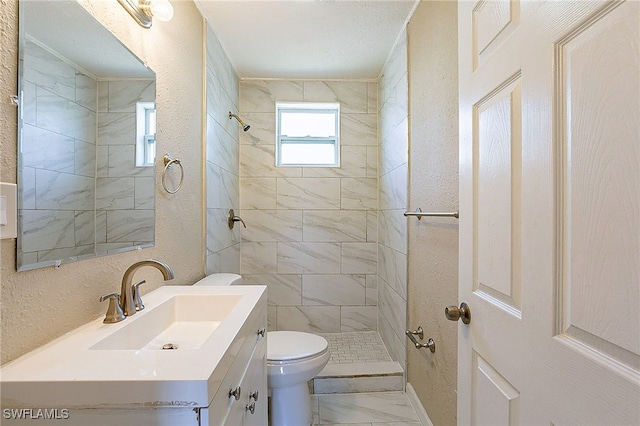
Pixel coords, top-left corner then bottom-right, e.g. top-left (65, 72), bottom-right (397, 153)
top-left (0, 0), bottom-right (204, 365)
top-left (378, 30), bottom-right (409, 371)
top-left (238, 79), bottom-right (378, 333)
top-left (407, 2), bottom-right (459, 425)
top-left (204, 23), bottom-right (241, 274)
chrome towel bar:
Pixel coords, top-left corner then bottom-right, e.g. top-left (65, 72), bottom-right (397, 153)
top-left (404, 207), bottom-right (459, 219)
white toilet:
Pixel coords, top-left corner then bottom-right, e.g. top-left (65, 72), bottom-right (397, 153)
top-left (267, 330), bottom-right (329, 426)
top-left (193, 274), bottom-right (330, 426)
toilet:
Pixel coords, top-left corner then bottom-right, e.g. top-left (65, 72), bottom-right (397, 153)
top-left (193, 274), bottom-right (330, 426)
top-left (267, 330), bottom-right (329, 426)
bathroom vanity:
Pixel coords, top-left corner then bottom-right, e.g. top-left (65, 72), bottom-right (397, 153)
top-left (0, 285), bottom-right (267, 425)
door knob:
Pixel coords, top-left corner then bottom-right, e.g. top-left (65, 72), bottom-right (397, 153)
top-left (445, 302), bottom-right (471, 324)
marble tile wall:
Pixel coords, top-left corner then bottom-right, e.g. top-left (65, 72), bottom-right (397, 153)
top-left (378, 30), bottom-right (409, 371)
top-left (239, 79), bottom-right (378, 333)
top-left (19, 40), bottom-right (98, 264)
top-left (205, 23), bottom-right (241, 274)
top-left (96, 79), bottom-right (155, 252)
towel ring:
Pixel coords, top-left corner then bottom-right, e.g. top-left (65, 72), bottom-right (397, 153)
top-left (162, 154), bottom-right (184, 194)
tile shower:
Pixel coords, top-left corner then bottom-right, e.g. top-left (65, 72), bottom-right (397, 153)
top-left (204, 21), bottom-right (409, 378)
top-left (238, 79), bottom-right (379, 334)
top-left (204, 24), bottom-right (241, 274)
top-left (377, 30), bottom-right (409, 371)
top-left (19, 39), bottom-right (155, 266)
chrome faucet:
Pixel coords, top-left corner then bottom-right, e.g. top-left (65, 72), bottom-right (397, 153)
top-left (120, 259), bottom-right (174, 316)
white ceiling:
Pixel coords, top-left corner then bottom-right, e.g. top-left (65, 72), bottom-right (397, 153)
top-left (195, 0), bottom-right (418, 80)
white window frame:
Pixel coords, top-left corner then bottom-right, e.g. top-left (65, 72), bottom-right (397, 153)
top-left (276, 102), bottom-right (340, 167)
top-left (135, 102), bottom-right (156, 167)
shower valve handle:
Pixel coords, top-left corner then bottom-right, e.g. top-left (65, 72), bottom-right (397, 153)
top-left (227, 209), bottom-right (247, 229)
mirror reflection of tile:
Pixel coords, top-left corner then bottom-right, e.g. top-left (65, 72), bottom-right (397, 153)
top-left (18, 1), bottom-right (156, 271)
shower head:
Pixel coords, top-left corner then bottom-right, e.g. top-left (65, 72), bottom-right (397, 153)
top-left (229, 112), bottom-right (251, 132)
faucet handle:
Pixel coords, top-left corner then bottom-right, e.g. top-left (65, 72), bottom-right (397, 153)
top-left (227, 209), bottom-right (247, 229)
top-left (99, 292), bottom-right (125, 324)
top-left (132, 280), bottom-right (146, 311)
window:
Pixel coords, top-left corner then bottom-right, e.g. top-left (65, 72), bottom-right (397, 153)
top-left (135, 102), bottom-right (156, 167)
top-left (276, 102), bottom-right (340, 167)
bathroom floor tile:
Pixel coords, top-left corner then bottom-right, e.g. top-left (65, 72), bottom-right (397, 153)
top-left (319, 424), bottom-right (421, 426)
top-left (311, 394), bottom-right (320, 425)
top-left (318, 424), bottom-right (371, 426)
top-left (316, 392), bottom-right (419, 424)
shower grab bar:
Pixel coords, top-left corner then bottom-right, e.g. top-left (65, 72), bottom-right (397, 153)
top-left (407, 326), bottom-right (424, 340)
top-left (405, 327), bottom-right (436, 353)
top-left (404, 207), bottom-right (459, 219)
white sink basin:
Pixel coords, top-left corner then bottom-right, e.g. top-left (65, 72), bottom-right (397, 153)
top-left (0, 285), bottom-right (267, 409)
top-left (90, 294), bottom-right (242, 351)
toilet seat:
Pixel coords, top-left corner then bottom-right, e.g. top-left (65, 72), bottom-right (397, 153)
top-left (267, 331), bottom-right (328, 362)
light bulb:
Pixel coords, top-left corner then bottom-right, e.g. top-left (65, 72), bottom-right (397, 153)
top-left (144, 0), bottom-right (174, 22)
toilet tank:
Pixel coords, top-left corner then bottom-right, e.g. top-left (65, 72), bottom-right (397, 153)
top-left (193, 273), bottom-right (242, 286)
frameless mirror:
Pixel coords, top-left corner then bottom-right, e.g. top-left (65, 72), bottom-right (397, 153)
top-left (17, 1), bottom-right (157, 271)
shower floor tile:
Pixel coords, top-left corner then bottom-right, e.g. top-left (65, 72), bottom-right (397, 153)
top-left (321, 331), bottom-right (392, 364)
top-left (314, 332), bottom-right (403, 394)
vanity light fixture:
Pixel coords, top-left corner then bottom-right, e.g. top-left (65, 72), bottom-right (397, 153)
top-left (117, 0), bottom-right (174, 28)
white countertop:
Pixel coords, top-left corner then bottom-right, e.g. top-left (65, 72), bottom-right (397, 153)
top-left (0, 285), bottom-right (267, 409)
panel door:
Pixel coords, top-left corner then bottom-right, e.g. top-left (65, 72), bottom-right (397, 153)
top-left (458, 0), bottom-right (639, 424)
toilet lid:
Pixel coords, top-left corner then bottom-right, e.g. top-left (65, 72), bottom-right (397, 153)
top-left (267, 331), bottom-right (328, 361)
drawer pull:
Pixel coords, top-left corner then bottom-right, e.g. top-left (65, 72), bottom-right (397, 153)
top-left (257, 328), bottom-right (266, 338)
top-left (229, 386), bottom-right (241, 401)
top-left (246, 402), bottom-right (256, 414)
top-left (249, 390), bottom-right (259, 401)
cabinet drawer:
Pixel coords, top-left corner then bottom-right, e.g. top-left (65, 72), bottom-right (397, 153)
top-left (207, 315), bottom-right (266, 425)
top-left (240, 336), bottom-right (267, 426)
top-left (224, 328), bottom-right (266, 426)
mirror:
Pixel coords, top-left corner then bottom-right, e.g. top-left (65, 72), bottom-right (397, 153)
top-left (17, 1), bottom-right (157, 271)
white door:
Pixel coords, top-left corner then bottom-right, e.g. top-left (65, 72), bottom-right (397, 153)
top-left (458, 0), bottom-right (639, 424)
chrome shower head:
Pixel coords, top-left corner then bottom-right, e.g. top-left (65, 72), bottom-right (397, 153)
top-left (229, 112), bottom-right (251, 132)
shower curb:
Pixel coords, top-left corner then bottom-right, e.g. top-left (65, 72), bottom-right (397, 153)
top-left (311, 361), bottom-right (404, 394)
